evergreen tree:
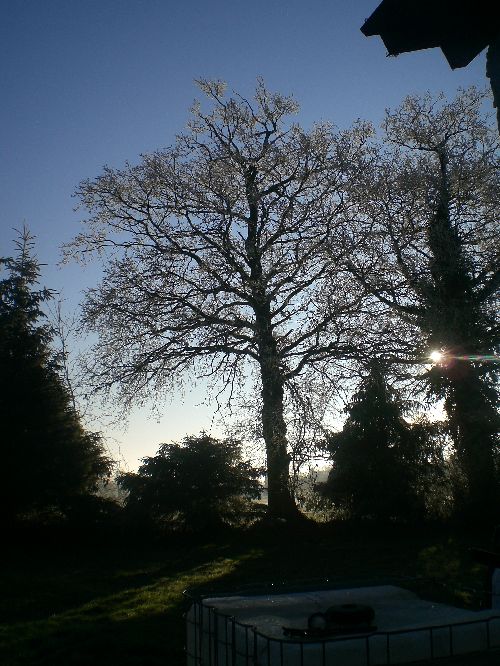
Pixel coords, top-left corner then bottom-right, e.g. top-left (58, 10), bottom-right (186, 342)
top-left (0, 229), bottom-right (112, 520)
top-left (117, 433), bottom-right (263, 531)
top-left (346, 89), bottom-right (499, 519)
top-left (322, 361), bottom-right (443, 521)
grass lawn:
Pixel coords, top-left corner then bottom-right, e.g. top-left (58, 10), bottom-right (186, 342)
top-left (0, 522), bottom-right (497, 666)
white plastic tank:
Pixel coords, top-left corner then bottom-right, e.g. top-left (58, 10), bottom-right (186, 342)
top-left (492, 568), bottom-right (500, 609)
top-left (186, 585), bottom-right (500, 665)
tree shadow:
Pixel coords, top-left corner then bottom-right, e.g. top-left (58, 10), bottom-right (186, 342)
top-left (1, 523), bottom-right (493, 666)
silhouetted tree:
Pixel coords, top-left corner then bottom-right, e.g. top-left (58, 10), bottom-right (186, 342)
top-left (117, 433), bottom-right (263, 531)
top-left (0, 229), bottom-right (112, 521)
top-left (345, 88), bottom-right (500, 519)
top-left (321, 361), bottom-right (445, 521)
top-left (66, 79), bottom-right (372, 519)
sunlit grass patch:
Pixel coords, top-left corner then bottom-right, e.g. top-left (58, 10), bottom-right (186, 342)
top-left (0, 545), bottom-right (255, 666)
top-left (0, 528), bottom-right (493, 666)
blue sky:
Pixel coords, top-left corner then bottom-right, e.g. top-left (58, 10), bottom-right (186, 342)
top-left (1, 0), bottom-right (489, 469)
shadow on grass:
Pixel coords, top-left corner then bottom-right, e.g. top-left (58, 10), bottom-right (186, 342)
top-left (0, 535), bottom-right (264, 666)
top-left (0, 522), bottom-right (494, 666)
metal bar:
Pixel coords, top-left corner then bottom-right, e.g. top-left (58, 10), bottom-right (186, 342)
top-left (449, 625), bottom-right (453, 657)
top-left (225, 615), bottom-right (228, 666)
top-left (366, 634), bottom-right (370, 666)
top-left (196, 604), bottom-right (204, 665)
top-left (197, 602), bottom-right (201, 665)
top-left (430, 627), bottom-right (434, 660)
top-left (387, 632), bottom-right (391, 664)
top-left (200, 602), bottom-right (205, 666)
top-left (231, 617), bottom-right (236, 666)
top-left (213, 608), bottom-right (219, 666)
top-left (208, 607), bottom-right (212, 666)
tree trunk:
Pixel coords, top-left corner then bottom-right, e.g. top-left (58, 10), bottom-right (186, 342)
top-left (245, 166), bottom-right (298, 521)
top-left (257, 323), bottom-right (298, 520)
top-left (426, 148), bottom-right (499, 518)
top-left (446, 367), bottom-right (499, 519)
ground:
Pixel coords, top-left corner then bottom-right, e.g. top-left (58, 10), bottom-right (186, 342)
top-left (1, 522), bottom-right (499, 665)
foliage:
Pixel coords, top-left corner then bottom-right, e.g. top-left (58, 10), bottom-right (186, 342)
top-left (65, 81), bottom-right (498, 521)
top-left (320, 361), bottom-right (447, 521)
top-left (117, 433), bottom-right (263, 531)
top-left (293, 468), bottom-right (337, 522)
top-left (345, 88), bottom-right (500, 518)
top-left (66, 79), bottom-right (372, 519)
top-left (0, 229), bottom-right (113, 521)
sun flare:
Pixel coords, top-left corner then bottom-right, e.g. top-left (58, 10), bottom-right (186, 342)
top-left (429, 350), bottom-right (444, 363)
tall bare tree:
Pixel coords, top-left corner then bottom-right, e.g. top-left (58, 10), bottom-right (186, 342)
top-left (66, 80), bottom-right (371, 519)
top-left (346, 88), bottom-right (500, 518)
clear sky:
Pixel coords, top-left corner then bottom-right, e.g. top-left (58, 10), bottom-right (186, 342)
top-left (1, 0), bottom-right (490, 470)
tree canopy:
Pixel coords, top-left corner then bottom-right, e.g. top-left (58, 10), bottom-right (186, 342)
top-left (117, 433), bottom-right (263, 531)
top-left (67, 79), bottom-right (372, 519)
top-left (344, 88), bottom-right (500, 518)
top-left (65, 81), bottom-right (499, 523)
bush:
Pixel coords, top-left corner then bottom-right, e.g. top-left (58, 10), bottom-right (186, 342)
top-left (118, 433), bottom-right (263, 532)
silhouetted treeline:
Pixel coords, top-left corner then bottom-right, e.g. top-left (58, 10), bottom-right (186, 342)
top-left (3, 83), bottom-right (499, 536)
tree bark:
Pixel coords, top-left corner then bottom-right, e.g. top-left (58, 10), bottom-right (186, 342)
top-left (446, 367), bottom-right (499, 518)
top-left (426, 148), bottom-right (499, 518)
top-left (245, 166), bottom-right (298, 520)
top-left (256, 312), bottom-right (298, 519)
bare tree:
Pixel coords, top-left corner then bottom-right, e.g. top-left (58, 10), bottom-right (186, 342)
top-left (66, 80), bottom-right (371, 519)
top-left (346, 87), bottom-right (500, 518)
top-left (49, 299), bottom-right (79, 412)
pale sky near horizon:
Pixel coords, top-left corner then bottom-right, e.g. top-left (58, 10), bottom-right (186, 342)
top-left (1, 0), bottom-right (490, 470)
